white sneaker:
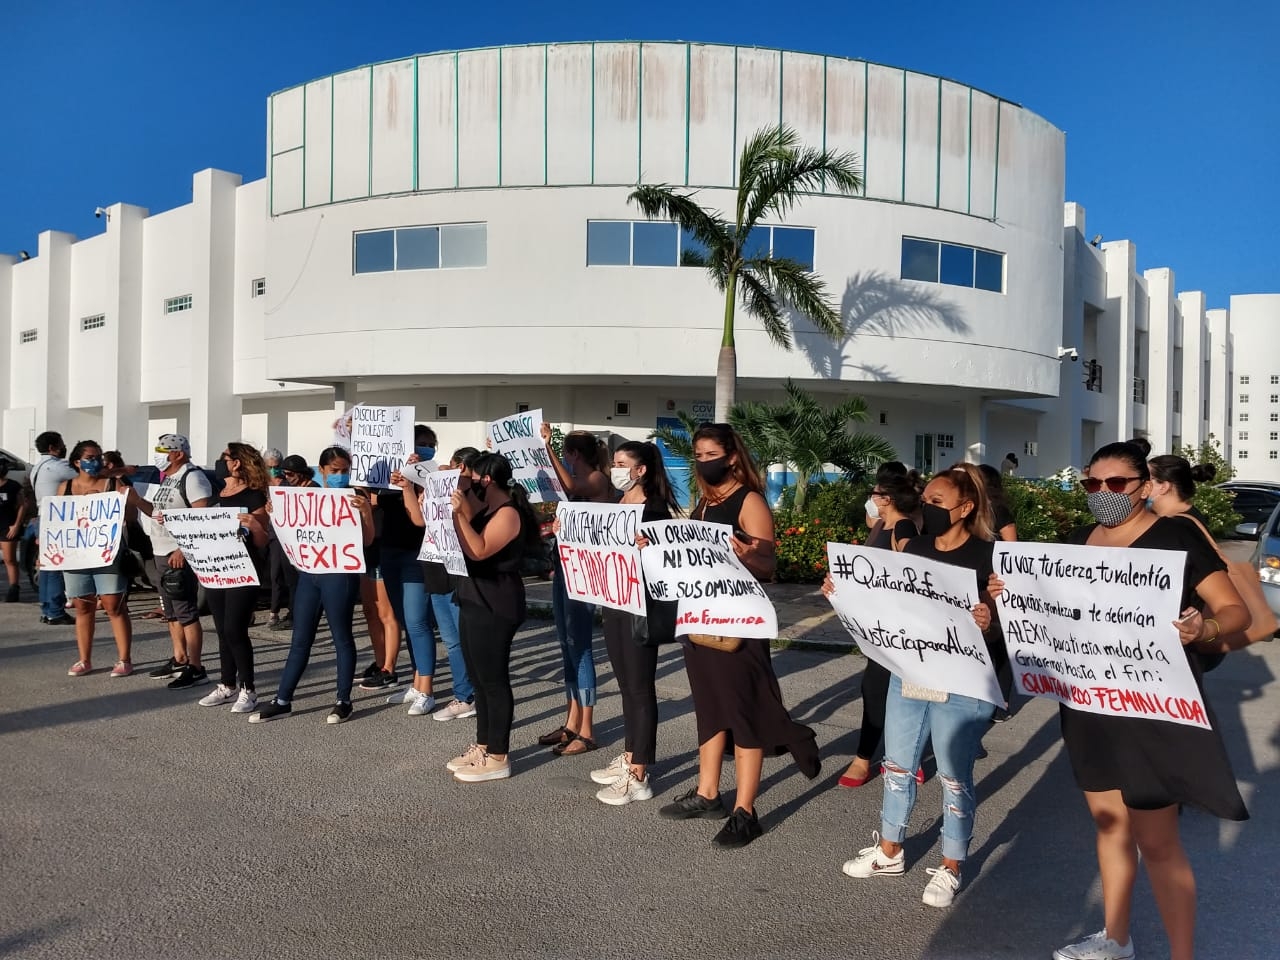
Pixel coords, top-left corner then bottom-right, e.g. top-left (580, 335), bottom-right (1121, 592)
top-left (432, 698), bottom-right (477, 722)
top-left (453, 753), bottom-right (510, 782)
top-left (385, 687), bottom-right (416, 704)
top-left (921, 866), bottom-right (961, 908)
top-left (198, 683), bottom-right (237, 707)
top-left (231, 688), bottom-right (258, 714)
top-left (590, 753), bottom-right (629, 785)
top-left (596, 769), bottom-right (654, 806)
top-left (1053, 930), bottom-right (1135, 960)
top-left (407, 693), bottom-right (436, 716)
top-left (842, 832), bottom-right (905, 878)
top-left (446, 744), bottom-right (485, 772)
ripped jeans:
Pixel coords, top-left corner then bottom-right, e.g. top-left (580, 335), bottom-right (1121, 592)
top-left (880, 673), bottom-right (994, 862)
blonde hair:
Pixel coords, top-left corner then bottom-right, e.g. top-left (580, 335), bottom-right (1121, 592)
top-left (939, 464), bottom-right (996, 542)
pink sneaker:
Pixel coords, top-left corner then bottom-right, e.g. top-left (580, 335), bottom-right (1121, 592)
top-left (67, 660), bottom-right (92, 677)
top-left (110, 660), bottom-right (134, 678)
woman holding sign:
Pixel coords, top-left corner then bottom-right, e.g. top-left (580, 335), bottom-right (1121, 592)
top-left (1050, 443), bottom-right (1248, 960)
top-left (59, 441), bottom-right (154, 677)
top-left (654, 423), bottom-right (819, 848)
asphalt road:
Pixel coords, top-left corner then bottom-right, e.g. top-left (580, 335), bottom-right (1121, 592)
top-left (2, 578), bottom-right (1277, 960)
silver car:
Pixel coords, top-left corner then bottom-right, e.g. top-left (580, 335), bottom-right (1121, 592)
top-left (1243, 501), bottom-right (1280, 620)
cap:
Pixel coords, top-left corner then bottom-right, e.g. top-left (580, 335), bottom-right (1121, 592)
top-left (156, 434), bottom-right (191, 455)
top-left (280, 455), bottom-right (312, 477)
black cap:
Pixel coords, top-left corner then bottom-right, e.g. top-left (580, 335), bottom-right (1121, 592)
top-left (280, 455), bottom-right (312, 478)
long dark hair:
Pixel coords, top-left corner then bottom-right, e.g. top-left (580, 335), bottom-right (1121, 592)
top-left (68, 440), bottom-right (101, 471)
top-left (977, 462), bottom-right (1009, 523)
top-left (1149, 454), bottom-right (1215, 503)
top-left (563, 431), bottom-right (609, 473)
top-left (451, 446), bottom-right (481, 468)
top-left (880, 469), bottom-right (924, 515)
top-left (691, 422), bottom-right (765, 499)
top-left (227, 442), bottom-right (270, 491)
top-left (469, 452), bottom-right (542, 552)
top-left (1088, 442), bottom-right (1150, 481)
top-left (317, 446), bottom-right (351, 469)
top-left (616, 440), bottom-right (681, 516)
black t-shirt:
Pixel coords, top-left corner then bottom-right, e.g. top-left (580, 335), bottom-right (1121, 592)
top-left (377, 490), bottom-right (425, 551)
top-left (993, 503), bottom-right (1016, 534)
top-left (216, 488), bottom-right (269, 569)
top-left (0, 478), bottom-right (22, 530)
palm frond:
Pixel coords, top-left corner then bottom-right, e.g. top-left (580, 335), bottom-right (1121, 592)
top-left (735, 126), bottom-right (801, 226)
top-left (627, 185), bottom-right (727, 251)
top-left (736, 270), bottom-right (791, 349)
top-left (748, 256), bottom-right (845, 339)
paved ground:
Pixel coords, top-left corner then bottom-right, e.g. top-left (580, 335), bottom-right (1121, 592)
top-left (2, 547), bottom-right (1277, 960)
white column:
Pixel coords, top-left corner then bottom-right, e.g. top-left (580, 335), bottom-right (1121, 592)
top-left (963, 396), bottom-right (988, 464)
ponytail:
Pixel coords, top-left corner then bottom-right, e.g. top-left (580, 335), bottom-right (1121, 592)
top-left (943, 464), bottom-right (996, 542)
top-left (563, 431), bottom-right (609, 474)
top-left (617, 440), bottom-right (681, 516)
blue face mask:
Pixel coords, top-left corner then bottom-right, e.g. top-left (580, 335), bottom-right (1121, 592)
top-left (415, 446), bottom-right (436, 461)
top-left (324, 472), bottom-right (350, 489)
top-left (80, 458), bottom-right (102, 477)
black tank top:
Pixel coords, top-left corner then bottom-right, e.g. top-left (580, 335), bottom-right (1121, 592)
top-left (454, 502), bottom-right (526, 621)
top-left (694, 485), bottom-right (752, 529)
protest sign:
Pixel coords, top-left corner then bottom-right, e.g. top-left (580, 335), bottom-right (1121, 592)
top-left (993, 541), bottom-right (1207, 729)
top-left (348, 404), bottom-right (414, 488)
top-left (825, 543), bottom-right (1002, 705)
top-left (39, 492), bottom-right (129, 571)
top-left (486, 408), bottom-right (564, 503)
top-left (402, 459), bottom-right (438, 486)
top-left (556, 502), bottom-right (645, 614)
top-left (161, 508), bottom-right (260, 588)
top-left (332, 403), bottom-right (362, 451)
top-left (270, 488), bottom-right (366, 574)
top-left (639, 519), bottom-right (776, 639)
top-left (416, 469), bottom-right (468, 577)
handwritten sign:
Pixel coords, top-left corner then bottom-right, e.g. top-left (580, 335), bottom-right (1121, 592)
top-left (826, 543), bottom-right (1002, 705)
top-left (349, 404), bottom-right (414, 488)
top-left (993, 541), bottom-right (1207, 729)
top-left (639, 519), bottom-right (776, 639)
top-left (416, 469), bottom-right (468, 577)
top-left (402, 459), bottom-right (438, 486)
top-left (332, 403), bottom-right (361, 451)
top-left (161, 508), bottom-right (260, 588)
top-left (39, 492), bottom-right (128, 570)
top-left (486, 408), bottom-right (564, 503)
top-left (556, 502), bottom-right (645, 614)
top-left (270, 488), bottom-right (366, 574)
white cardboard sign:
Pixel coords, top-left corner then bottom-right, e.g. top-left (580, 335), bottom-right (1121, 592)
top-left (161, 508), bottom-right (260, 588)
top-left (486, 408), bottom-right (564, 503)
top-left (39, 492), bottom-right (129, 571)
top-left (416, 468), bottom-right (468, 577)
top-left (270, 488), bottom-right (366, 575)
top-left (556, 502), bottom-right (645, 615)
top-left (348, 404), bottom-right (414, 489)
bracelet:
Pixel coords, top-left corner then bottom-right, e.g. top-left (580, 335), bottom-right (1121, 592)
top-left (1199, 618), bottom-right (1220, 644)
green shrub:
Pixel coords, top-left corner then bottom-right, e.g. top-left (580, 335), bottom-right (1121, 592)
top-left (1004, 477), bottom-right (1091, 543)
top-left (1192, 484), bottom-right (1241, 538)
top-left (772, 479), bottom-right (872, 582)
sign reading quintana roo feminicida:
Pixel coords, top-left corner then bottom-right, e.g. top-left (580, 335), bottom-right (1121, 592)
top-left (160, 508), bottom-right (261, 588)
top-left (556, 502), bottom-right (645, 615)
top-left (270, 488), bottom-right (367, 575)
top-left (992, 541), bottom-right (1208, 730)
top-left (639, 519), bottom-right (777, 639)
top-left (825, 543), bottom-right (1003, 705)
top-left (486, 408), bottom-right (564, 503)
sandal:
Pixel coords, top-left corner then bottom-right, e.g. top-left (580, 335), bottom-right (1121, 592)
top-left (537, 725), bottom-right (574, 747)
top-left (555, 735), bottom-right (598, 756)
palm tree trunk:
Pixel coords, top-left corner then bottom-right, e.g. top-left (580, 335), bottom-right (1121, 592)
top-left (794, 468), bottom-right (810, 511)
top-left (715, 273), bottom-right (738, 421)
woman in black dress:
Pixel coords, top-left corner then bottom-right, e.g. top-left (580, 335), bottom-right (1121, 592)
top-left (655, 423), bottom-right (819, 848)
top-left (1051, 442), bottom-right (1248, 960)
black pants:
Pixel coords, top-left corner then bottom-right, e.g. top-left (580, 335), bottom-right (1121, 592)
top-left (458, 603), bottom-right (519, 755)
top-left (267, 538), bottom-right (297, 615)
top-left (856, 659), bottom-right (891, 761)
top-left (602, 608), bottom-right (659, 765)
top-left (207, 585), bottom-right (258, 690)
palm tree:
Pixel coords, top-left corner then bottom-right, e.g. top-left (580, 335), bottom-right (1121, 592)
top-left (628, 125), bottom-right (863, 422)
top-left (649, 410), bottom-right (700, 508)
top-left (729, 380), bottom-right (895, 511)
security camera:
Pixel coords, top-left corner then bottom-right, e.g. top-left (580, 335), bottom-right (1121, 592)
top-left (1057, 346), bottom-right (1079, 362)
top-left (94, 207), bottom-right (105, 218)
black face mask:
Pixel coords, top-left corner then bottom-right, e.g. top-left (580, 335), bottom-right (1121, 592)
top-left (695, 457), bottom-right (732, 487)
top-left (921, 502), bottom-right (959, 537)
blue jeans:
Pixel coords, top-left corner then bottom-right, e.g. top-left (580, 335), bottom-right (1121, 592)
top-left (381, 547), bottom-right (436, 678)
top-left (880, 673), bottom-right (995, 862)
top-left (276, 572), bottom-right (360, 704)
top-left (39, 569), bottom-right (66, 619)
top-left (429, 590), bottom-right (472, 702)
top-left (551, 568), bottom-right (597, 707)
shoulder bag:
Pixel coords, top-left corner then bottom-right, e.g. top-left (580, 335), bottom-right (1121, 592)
top-left (1183, 515), bottom-right (1277, 646)
top-left (685, 500), bottom-right (746, 653)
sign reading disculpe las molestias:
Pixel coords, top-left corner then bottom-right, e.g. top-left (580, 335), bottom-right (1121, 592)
top-left (993, 541), bottom-right (1208, 729)
top-left (160, 508), bottom-right (260, 588)
top-left (270, 488), bottom-right (367, 575)
top-left (825, 543), bottom-right (1003, 705)
top-left (556, 502), bottom-right (645, 615)
top-left (345, 404), bottom-right (415, 489)
top-left (486, 408), bottom-right (564, 503)
top-left (39, 492), bottom-right (129, 571)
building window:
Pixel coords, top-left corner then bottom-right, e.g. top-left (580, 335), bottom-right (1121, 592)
top-left (1239, 393), bottom-right (1249, 404)
top-left (251, 278), bottom-right (266, 298)
top-left (614, 401), bottom-right (631, 417)
top-left (80, 314), bottom-right (106, 331)
top-left (435, 404), bottom-right (448, 419)
top-left (900, 237), bottom-right (1004, 293)
top-left (1172, 389), bottom-right (1181, 414)
top-left (1272, 395), bottom-right (1279, 404)
top-left (1272, 375), bottom-right (1279, 385)
top-left (936, 434), bottom-right (955, 449)
top-left (164, 295), bottom-right (193, 313)
top-left (1271, 432), bottom-right (1279, 441)
top-left (1240, 431), bottom-right (1249, 441)
top-left (587, 221), bottom-right (814, 270)
top-left (1272, 413), bottom-right (1279, 423)
top-left (1272, 451), bottom-right (1279, 460)
top-left (1024, 441), bottom-right (1038, 456)
top-left (353, 223), bottom-right (487, 274)
top-left (1240, 375), bottom-right (1251, 385)
top-left (18, 329), bottom-right (37, 344)
top-left (1240, 413), bottom-right (1250, 423)
top-left (1239, 450), bottom-right (1249, 459)
top-left (515, 402), bottom-right (530, 414)
top-left (879, 411), bottom-right (888, 425)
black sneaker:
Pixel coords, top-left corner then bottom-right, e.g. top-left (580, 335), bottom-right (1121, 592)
top-left (326, 701), bottom-right (353, 724)
top-left (658, 788), bottom-right (728, 821)
top-left (248, 699), bottom-right (292, 723)
top-left (269, 615), bottom-right (291, 632)
top-left (712, 807), bottom-right (763, 849)
top-left (148, 657), bottom-right (185, 679)
top-left (360, 662), bottom-right (380, 681)
top-left (166, 665), bottom-right (209, 689)
top-left (5, 584), bottom-right (19, 603)
top-left (359, 669), bottom-right (398, 691)
top-left (991, 707), bottom-right (1010, 723)
top-left (43, 613), bottom-right (74, 626)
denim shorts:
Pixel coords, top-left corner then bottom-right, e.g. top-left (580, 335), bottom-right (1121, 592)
top-left (63, 568), bottom-right (128, 599)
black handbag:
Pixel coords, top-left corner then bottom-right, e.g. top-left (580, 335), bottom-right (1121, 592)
top-left (634, 596), bottom-right (678, 648)
top-left (159, 565), bottom-right (192, 600)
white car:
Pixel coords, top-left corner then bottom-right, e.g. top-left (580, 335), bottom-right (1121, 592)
top-left (0, 447), bottom-right (31, 487)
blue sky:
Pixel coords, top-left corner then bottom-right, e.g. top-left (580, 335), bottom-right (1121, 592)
top-left (1, 0), bottom-right (1275, 307)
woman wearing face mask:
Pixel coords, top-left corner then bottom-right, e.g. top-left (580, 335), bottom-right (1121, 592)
top-left (266, 455), bottom-right (315, 631)
top-left (538, 426), bottom-right (612, 755)
top-left (655, 423), bottom-right (819, 848)
top-left (590, 441), bottom-right (682, 806)
top-left (838, 466), bottom-right (924, 788)
top-left (838, 464), bottom-right (1001, 909)
top-left (1050, 443), bottom-right (1247, 960)
top-left (263, 448), bottom-right (285, 486)
top-left (59, 441), bottom-right (154, 677)
top-left (446, 453), bottom-right (542, 782)
top-left (249, 447), bottom-right (376, 725)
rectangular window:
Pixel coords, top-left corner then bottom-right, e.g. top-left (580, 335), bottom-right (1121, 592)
top-left (614, 401), bottom-right (631, 417)
top-left (164, 294), bottom-right (192, 313)
top-left (1240, 450), bottom-right (1249, 459)
top-left (679, 226), bottom-right (709, 267)
top-left (1240, 393), bottom-right (1249, 404)
top-left (441, 224), bottom-right (487, 268)
top-left (974, 250), bottom-right (1004, 292)
top-left (632, 222), bottom-right (678, 267)
top-left (1271, 432), bottom-right (1279, 441)
top-left (1240, 431), bottom-right (1249, 441)
top-left (1271, 451), bottom-right (1278, 460)
top-left (19, 329), bottom-right (37, 344)
top-left (354, 224), bottom-right (487, 274)
top-left (251, 278), bottom-right (266, 298)
top-left (515, 402), bottom-right (530, 414)
top-left (901, 238), bottom-right (939, 282)
top-left (1241, 412), bottom-right (1250, 422)
top-left (396, 227), bottom-right (440, 270)
top-left (80, 314), bottom-right (106, 331)
top-left (1272, 413), bottom-right (1279, 422)
top-left (589, 221), bottom-right (815, 270)
top-left (1272, 395), bottom-right (1279, 404)
top-left (1240, 375), bottom-right (1251, 385)
top-left (435, 404), bottom-right (448, 419)
top-left (901, 237), bottom-right (1004, 293)
top-left (936, 434), bottom-right (955, 449)
top-left (586, 221), bottom-right (631, 266)
top-left (939, 244), bottom-right (975, 287)
top-left (354, 230), bottom-right (395, 273)
top-left (1272, 375), bottom-right (1279, 385)
top-left (771, 227), bottom-right (815, 270)
top-left (1024, 441), bottom-right (1038, 456)
top-left (1172, 389), bottom-right (1181, 414)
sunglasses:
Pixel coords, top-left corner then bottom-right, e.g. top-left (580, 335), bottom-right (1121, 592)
top-left (1082, 476), bottom-right (1143, 493)
top-left (870, 490), bottom-right (890, 498)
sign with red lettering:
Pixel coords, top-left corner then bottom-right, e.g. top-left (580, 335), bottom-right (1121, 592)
top-left (993, 541), bottom-right (1208, 729)
top-left (40, 492), bottom-right (128, 570)
top-left (417, 469), bottom-right (468, 577)
top-left (162, 508), bottom-right (261, 588)
top-left (269, 488), bottom-right (366, 575)
top-left (555, 502), bottom-right (645, 615)
top-left (639, 519), bottom-right (777, 639)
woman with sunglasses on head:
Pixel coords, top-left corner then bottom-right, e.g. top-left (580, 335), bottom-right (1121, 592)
top-left (654, 423), bottom-right (819, 848)
top-left (838, 464), bottom-right (1002, 908)
top-left (590, 441), bottom-right (682, 806)
top-left (196, 443), bottom-right (271, 713)
top-left (1050, 443), bottom-right (1247, 960)
top-left (249, 447), bottom-right (376, 725)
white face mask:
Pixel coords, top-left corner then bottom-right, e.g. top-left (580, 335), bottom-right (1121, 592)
top-left (864, 497), bottom-right (881, 522)
top-left (154, 453), bottom-right (173, 472)
top-left (610, 467), bottom-right (637, 492)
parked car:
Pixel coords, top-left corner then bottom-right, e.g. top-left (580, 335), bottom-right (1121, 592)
top-left (1217, 482), bottom-right (1280, 538)
top-left (1245, 499), bottom-right (1280, 621)
top-left (0, 448), bottom-right (32, 487)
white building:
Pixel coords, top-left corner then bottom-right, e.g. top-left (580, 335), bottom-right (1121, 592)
top-left (1, 41), bottom-right (1276, 480)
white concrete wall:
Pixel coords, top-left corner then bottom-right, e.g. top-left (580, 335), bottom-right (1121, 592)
top-left (1226, 294), bottom-right (1280, 481)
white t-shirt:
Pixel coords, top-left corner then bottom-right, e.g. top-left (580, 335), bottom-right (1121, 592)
top-left (146, 464), bottom-right (214, 556)
top-left (31, 455), bottom-right (78, 507)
